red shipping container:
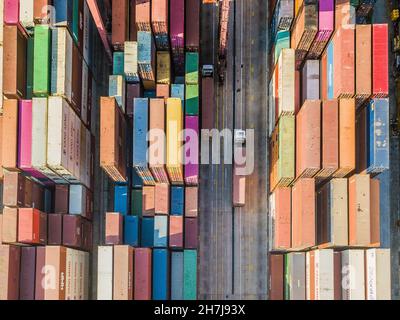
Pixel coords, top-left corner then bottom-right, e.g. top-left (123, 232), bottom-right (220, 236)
top-left (4, 0), bottom-right (19, 25)
top-left (18, 208), bottom-right (47, 245)
top-left (291, 178), bottom-right (316, 250)
top-left (0, 245), bottom-right (21, 300)
top-left (296, 100), bottom-right (321, 178)
top-left (112, 0), bottom-right (129, 50)
top-left (136, 0), bottom-right (151, 32)
top-left (372, 24), bottom-right (388, 98)
top-left (270, 187), bottom-right (291, 250)
top-left (269, 254), bottom-right (284, 300)
top-left (184, 218), bottom-right (198, 249)
top-left (169, 216), bottom-right (183, 248)
top-left (105, 212), bottom-right (123, 245)
top-left (62, 215), bottom-right (82, 249)
top-left (134, 248), bottom-right (152, 300)
top-left (320, 50), bottom-right (327, 100)
top-left (129, 0), bottom-right (137, 41)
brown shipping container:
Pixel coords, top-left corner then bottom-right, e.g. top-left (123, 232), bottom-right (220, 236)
top-left (100, 97), bottom-right (127, 182)
top-left (134, 248), bottom-right (152, 300)
top-left (184, 218), bottom-right (198, 249)
top-left (349, 174), bottom-right (371, 246)
top-left (35, 247), bottom-right (46, 300)
top-left (333, 251), bottom-right (342, 300)
top-left (3, 171), bottom-right (25, 207)
top-left (269, 254), bottom-right (284, 300)
top-left (44, 246), bottom-right (67, 300)
top-left (54, 185), bottom-right (69, 214)
top-left (19, 247), bottom-right (36, 300)
top-left (71, 44), bottom-right (83, 115)
top-left (112, 0), bottom-right (129, 49)
top-left (370, 178), bottom-right (380, 246)
top-left (113, 245), bottom-right (133, 300)
top-left (2, 100), bottom-right (19, 170)
top-left (136, 0), bottom-right (151, 32)
top-left (202, 78), bottom-right (215, 131)
top-left (48, 214), bottom-right (63, 245)
top-left (62, 215), bottom-right (83, 249)
top-left (105, 212), bottom-right (123, 245)
top-left (335, 99), bottom-right (355, 177)
top-left (0, 216), bottom-right (2, 244)
top-left (2, 207), bottom-right (18, 244)
top-left (3, 26), bottom-right (26, 98)
top-left (185, 187), bottom-right (198, 217)
top-left (24, 179), bottom-right (33, 208)
top-left (34, 0), bottom-right (52, 24)
top-left (127, 84), bottom-right (143, 116)
top-left (355, 24), bottom-right (372, 106)
top-left (18, 208), bottom-right (47, 245)
top-left (317, 100), bottom-right (339, 179)
top-left (32, 182), bottom-right (44, 211)
top-left (142, 186), bottom-right (155, 216)
top-left (270, 187), bottom-right (291, 250)
top-left (296, 100), bottom-right (321, 178)
top-left (185, 0), bottom-right (200, 50)
top-left (291, 178), bottom-right (316, 250)
top-left (0, 245), bottom-right (21, 300)
top-left (129, 0), bottom-right (137, 41)
top-left (155, 184), bottom-right (169, 215)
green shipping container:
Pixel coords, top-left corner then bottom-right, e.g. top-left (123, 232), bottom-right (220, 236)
top-left (277, 115), bottom-right (295, 185)
top-left (72, 0), bottom-right (80, 44)
top-left (113, 52), bottom-right (125, 76)
top-left (33, 25), bottom-right (51, 97)
top-left (185, 53), bottom-right (199, 85)
top-left (131, 189), bottom-right (143, 216)
top-left (26, 37), bottom-right (34, 99)
top-left (183, 250), bottom-right (197, 300)
top-left (185, 84), bottom-right (199, 115)
top-left (284, 254), bottom-right (290, 300)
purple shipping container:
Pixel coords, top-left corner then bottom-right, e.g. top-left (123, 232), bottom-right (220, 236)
top-left (19, 247), bottom-right (36, 300)
top-left (308, 0), bottom-right (334, 59)
top-left (301, 60), bottom-right (320, 104)
top-left (184, 218), bottom-right (198, 249)
top-left (126, 83), bottom-right (143, 116)
top-left (170, 0), bottom-right (184, 75)
top-left (185, 116), bottom-right (199, 186)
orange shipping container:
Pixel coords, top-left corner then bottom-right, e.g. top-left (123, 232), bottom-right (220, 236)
top-left (113, 245), bottom-right (134, 300)
top-left (156, 84), bottom-right (170, 100)
top-left (136, 0), bottom-right (151, 31)
top-left (291, 178), bottom-right (316, 250)
top-left (335, 99), bottom-right (355, 177)
top-left (44, 246), bottom-right (67, 300)
top-left (142, 186), bottom-right (155, 216)
top-left (100, 97), bottom-right (127, 182)
top-left (155, 184), bottom-right (169, 215)
top-left (2, 208), bottom-right (18, 244)
top-left (2, 100), bottom-right (19, 170)
top-left (105, 212), bottom-right (123, 245)
top-left (296, 100), bottom-right (321, 178)
top-left (0, 245), bottom-right (21, 300)
top-left (355, 24), bottom-right (372, 107)
top-left (349, 174), bottom-right (371, 246)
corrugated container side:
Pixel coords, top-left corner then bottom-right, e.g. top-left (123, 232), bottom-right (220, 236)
top-left (112, 0), bottom-right (128, 50)
top-left (341, 250), bottom-right (365, 300)
top-left (124, 41), bottom-right (140, 83)
top-left (185, 187), bottom-right (198, 217)
top-left (113, 245), bottom-right (133, 300)
top-left (183, 250), bottom-right (197, 300)
top-left (269, 254), bottom-right (284, 300)
top-left (372, 24), bottom-right (388, 98)
top-left (33, 25), bottom-right (51, 97)
top-left (169, 216), bottom-right (183, 248)
top-left (134, 248), bottom-right (152, 300)
top-left (171, 251), bottom-right (184, 300)
top-left (184, 116), bottom-right (199, 185)
top-left (270, 187), bottom-right (291, 250)
top-left (185, 0), bottom-right (200, 51)
top-left (355, 24), bottom-right (372, 106)
top-left (153, 248), bottom-right (169, 300)
top-left (157, 51), bottom-right (171, 84)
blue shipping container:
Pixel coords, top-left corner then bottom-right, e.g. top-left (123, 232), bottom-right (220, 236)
top-left (109, 75), bottom-right (125, 108)
top-left (154, 216), bottom-right (168, 247)
top-left (152, 249), bottom-right (169, 300)
top-left (155, 34), bottom-right (169, 51)
top-left (327, 40), bottom-right (334, 99)
top-left (132, 169), bottom-right (143, 188)
top-left (54, 0), bottom-right (73, 28)
top-left (171, 251), bottom-right (184, 300)
top-left (138, 31), bottom-right (154, 64)
top-left (367, 99), bottom-right (389, 173)
top-left (114, 185), bottom-right (128, 215)
top-left (124, 215), bottom-right (139, 246)
top-left (141, 217), bottom-right (154, 247)
top-left (133, 98), bottom-right (149, 167)
top-left (171, 187), bottom-right (184, 216)
top-left (171, 84), bottom-right (185, 109)
top-left (113, 52), bottom-right (125, 76)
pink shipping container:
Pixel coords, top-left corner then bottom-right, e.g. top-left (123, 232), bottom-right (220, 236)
top-left (372, 24), bottom-right (388, 98)
top-left (152, 0), bottom-right (168, 34)
top-left (134, 248), bottom-right (152, 300)
top-left (4, 0), bottom-right (19, 25)
top-left (308, 0), bottom-right (334, 59)
top-left (170, 0), bottom-right (184, 50)
top-left (18, 100), bottom-right (50, 182)
top-left (185, 187), bottom-right (198, 217)
top-left (169, 216), bottom-right (183, 248)
top-left (136, 0), bottom-right (151, 32)
top-left (184, 116), bottom-right (199, 186)
top-left (155, 184), bottom-right (169, 215)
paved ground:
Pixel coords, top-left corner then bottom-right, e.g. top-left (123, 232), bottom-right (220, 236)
top-left (199, 0), bottom-right (269, 300)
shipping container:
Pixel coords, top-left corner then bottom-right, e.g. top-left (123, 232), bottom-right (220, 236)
top-left (18, 208), bottom-right (47, 245)
top-left (44, 246), bottom-right (67, 300)
top-left (306, 249), bottom-right (334, 300)
top-left (97, 246), bottom-right (113, 300)
top-left (202, 78), bottom-right (215, 131)
top-left (296, 100), bottom-right (321, 178)
top-left (142, 186), bottom-right (155, 216)
top-left (365, 248), bottom-right (391, 300)
top-left (100, 97), bottom-right (127, 182)
top-left (138, 31), bottom-right (156, 88)
top-left (169, 216), bottom-right (183, 248)
top-left (276, 49), bottom-right (295, 118)
top-left (19, 247), bottom-right (36, 300)
top-left (124, 215), bottom-right (139, 247)
top-left (166, 98), bottom-right (184, 184)
top-left (284, 252), bottom-right (305, 300)
top-left (154, 216), bottom-right (168, 247)
top-left (185, 218), bottom-right (198, 249)
top-left (112, 0), bottom-right (128, 50)
top-left (171, 251), bottom-right (184, 300)
top-left (153, 249), bottom-right (169, 300)
top-left (372, 24), bottom-right (388, 98)
top-left (185, 187), bottom-right (198, 217)
top-left (291, 178), bottom-right (315, 250)
top-left (274, 30), bottom-right (290, 64)
top-left (152, 0), bottom-right (169, 50)
top-left (185, 116), bottom-right (199, 185)
top-left (105, 212), bottom-right (123, 245)
top-left (335, 0), bottom-right (356, 29)
top-left (271, 0), bottom-right (294, 42)
top-left (269, 187), bottom-right (291, 250)
top-left (114, 184), bottom-right (128, 215)
top-left (157, 51), bottom-right (171, 84)
top-left (109, 75), bottom-right (125, 111)
top-left (301, 60), bottom-right (319, 103)
top-left (54, 0), bottom-right (73, 28)
top-left (124, 41), bottom-right (140, 83)
top-left (156, 84), bottom-right (169, 100)
top-left (34, 0), bottom-right (51, 24)
top-left (33, 25), bottom-right (51, 97)
top-left (341, 249), bottom-right (365, 300)
top-left (185, 0), bottom-right (200, 51)
top-left (4, 0), bottom-right (20, 25)
top-left (141, 217), bottom-right (154, 247)
top-left (131, 189), bottom-right (143, 216)
top-left (19, 0), bottom-right (34, 30)
top-left (48, 214), bottom-right (63, 245)
top-left (155, 184), bottom-right (170, 215)
top-left (3, 171), bottom-right (25, 207)
top-left (134, 248), bottom-right (152, 300)
top-left (170, 0), bottom-right (185, 75)
top-left (183, 250), bottom-right (197, 300)
top-left (62, 215), bottom-right (83, 249)
top-left (0, 245), bottom-right (21, 300)
top-left (317, 178), bottom-right (348, 247)
top-left (355, 24), bottom-right (372, 106)
top-left (269, 254), bottom-right (284, 300)
top-left (113, 245), bottom-right (133, 300)
top-left (171, 186), bottom-right (184, 215)
top-left (113, 51), bottom-right (124, 76)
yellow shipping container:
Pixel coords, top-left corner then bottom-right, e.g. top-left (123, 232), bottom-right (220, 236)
top-left (295, 0), bottom-right (303, 18)
top-left (157, 52), bottom-right (171, 85)
top-left (166, 98), bottom-right (183, 183)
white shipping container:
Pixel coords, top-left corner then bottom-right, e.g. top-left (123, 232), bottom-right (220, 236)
top-left (51, 28), bottom-right (73, 103)
top-left (365, 248), bottom-right (391, 300)
top-left (19, 0), bottom-right (34, 29)
top-left (69, 184), bottom-right (86, 217)
top-left (47, 96), bottom-right (71, 177)
top-left (97, 246), bottom-right (113, 300)
top-left (329, 179), bottom-right (349, 246)
top-left (83, 251), bottom-right (90, 300)
top-left (65, 248), bottom-right (74, 300)
top-left (315, 249), bottom-right (334, 300)
top-left (278, 48), bottom-right (295, 115)
top-left (78, 250), bottom-right (84, 300)
top-left (124, 41), bottom-right (139, 82)
top-left (342, 249), bottom-right (365, 300)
